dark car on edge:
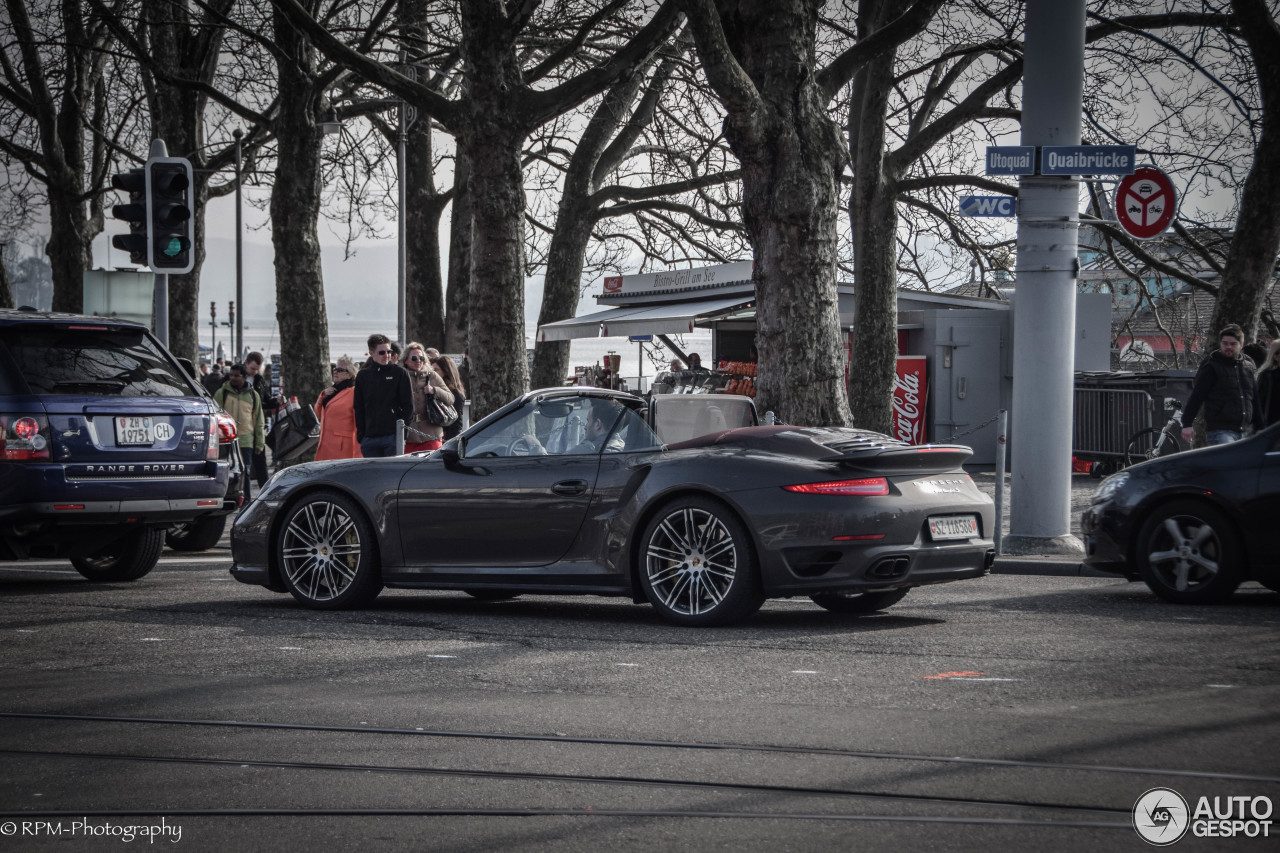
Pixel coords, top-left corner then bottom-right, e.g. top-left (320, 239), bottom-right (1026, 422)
top-left (231, 387), bottom-right (995, 626)
top-left (0, 308), bottom-right (232, 580)
top-left (1083, 422), bottom-right (1280, 602)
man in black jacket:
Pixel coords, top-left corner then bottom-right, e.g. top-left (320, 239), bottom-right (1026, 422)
top-left (353, 333), bottom-right (413, 457)
top-left (1180, 324), bottom-right (1264, 446)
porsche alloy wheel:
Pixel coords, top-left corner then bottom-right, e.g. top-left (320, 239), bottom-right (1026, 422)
top-left (1136, 500), bottom-right (1241, 604)
top-left (639, 497), bottom-right (763, 626)
top-left (278, 491), bottom-right (382, 609)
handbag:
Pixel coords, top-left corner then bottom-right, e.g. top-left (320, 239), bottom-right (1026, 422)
top-left (423, 392), bottom-right (459, 427)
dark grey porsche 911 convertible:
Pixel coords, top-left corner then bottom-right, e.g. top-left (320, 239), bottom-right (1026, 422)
top-left (231, 387), bottom-right (995, 626)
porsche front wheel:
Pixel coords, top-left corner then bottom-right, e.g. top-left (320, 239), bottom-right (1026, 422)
top-left (278, 490), bottom-right (382, 609)
top-left (638, 497), bottom-right (763, 626)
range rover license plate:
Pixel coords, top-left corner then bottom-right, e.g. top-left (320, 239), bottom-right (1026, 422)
top-left (928, 515), bottom-right (978, 541)
top-left (114, 416), bottom-right (155, 446)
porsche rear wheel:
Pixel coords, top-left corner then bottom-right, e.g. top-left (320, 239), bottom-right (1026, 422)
top-left (1136, 500), bottom-right (1241, 604)
top-left (639, 497), bottom-right (763, 626)
top-left (278, 490), bottom-right (382, 609)
top-left (809, 588), bottom-right (909, 614)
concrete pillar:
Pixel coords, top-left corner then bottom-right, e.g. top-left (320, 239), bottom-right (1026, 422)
top-left (1004, 0), bottom-right (1086, 556)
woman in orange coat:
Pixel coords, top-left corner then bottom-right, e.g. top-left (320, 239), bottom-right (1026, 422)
top-left (313, 355), bottom-right (362, 461)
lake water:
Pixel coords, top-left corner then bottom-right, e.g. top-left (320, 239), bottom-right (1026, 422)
top-left (226, 315), bottom-right (711, 387)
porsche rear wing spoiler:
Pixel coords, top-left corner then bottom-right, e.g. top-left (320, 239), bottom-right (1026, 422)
top-left (823, 444), bottom-right (973, 473)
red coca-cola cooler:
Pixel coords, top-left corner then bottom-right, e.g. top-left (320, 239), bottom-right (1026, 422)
top-left (891, 355), bottom-right (929, 445)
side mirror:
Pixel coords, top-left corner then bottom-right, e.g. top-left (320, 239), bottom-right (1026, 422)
top-left (440, 445), bottom-right (461, 469)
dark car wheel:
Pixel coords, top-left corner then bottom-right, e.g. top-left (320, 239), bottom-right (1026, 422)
top-left (810, 588), bottom-right (909, 614)
top-left (165, 515), bottom-right (228, 552)
top-left (1136, 500), bottom-right (1242, 604)
top-left (72, 528), bottom-right (165, 582)
top-left (638, 497), bottom-right (764, 627)
top-left (278, 490), bottom-right (382, 609)
top-left (465, 590), bottom-right (521, 602)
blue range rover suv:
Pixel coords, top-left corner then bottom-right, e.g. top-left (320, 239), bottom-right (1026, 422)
top-left (0, 308), bottom-right (232, 580)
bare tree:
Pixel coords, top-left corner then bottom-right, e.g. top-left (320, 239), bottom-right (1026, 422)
top-left (527, 32), bottom-right (745, 390)
top-left (0, 0), bottom-right (122, 312)
top-left (271, 0), bottom-right (682, 418)
top-left (679, 0), bottom-right (945, 426)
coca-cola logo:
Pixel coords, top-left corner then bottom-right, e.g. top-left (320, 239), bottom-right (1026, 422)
top-left (603, 276), bottom-right (622, 293)
top-left (893, 370), bottom-right (922, 443)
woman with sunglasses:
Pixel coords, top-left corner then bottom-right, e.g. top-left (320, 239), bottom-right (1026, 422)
top-left (1256, 339), bottom-right (1280, 427)
top-left (313, 355), bottom-right (362, 460)
top-left (402, 342), bottom-right (455, 453)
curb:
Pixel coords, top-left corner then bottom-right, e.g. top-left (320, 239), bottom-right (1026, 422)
top-left (990, 556), bottom-right (1119, 578)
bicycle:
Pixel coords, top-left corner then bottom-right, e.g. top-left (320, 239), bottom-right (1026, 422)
top-left (1124, 398), bottom-right (1188, 467)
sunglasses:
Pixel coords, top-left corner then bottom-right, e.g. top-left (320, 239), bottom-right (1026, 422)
top-left (374, 349), bottom-right (392, 356)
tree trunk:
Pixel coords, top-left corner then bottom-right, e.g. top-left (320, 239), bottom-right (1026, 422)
top-left (531, 209), bottom-right (593, 390)
top-left (1212, 0), bottom-right (1280, 341)
top-left (144, 0), bottom-right (221, 364)
top-left (696, 0), bottom-right (852, 426)
top-left (458, 1), bottom-right (529, 418)
top-left (846, 0), bottom-right (899, 435)
top-left (405, 116), bottom-right (447, 348)
top-left (46, 186), bottom-right (90, 313)
top-left (444, 143), bottom-right (473, 355)
top-left (400, 0), bottom-right (446, 350)
top-left (270, 3), bottom-right (330, 409)
top-left (0, 243), bottom-right (13, 308)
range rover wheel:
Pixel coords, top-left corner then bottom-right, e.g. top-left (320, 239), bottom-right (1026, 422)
top-left (72, 528), bottom-right (165, 582)
top-left (1136, 500), bottom-right (1242, 604)
top-left (638, 496), bottom-right (763, 627)
top-left (278, 490), bottom-right (382, 609)
top-left (165, 515), bottom-right (228, 552)
top-left (809, 588), bottom-right (909, 614)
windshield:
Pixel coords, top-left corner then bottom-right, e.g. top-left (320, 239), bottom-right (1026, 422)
top-left (1, 326), bottom-right (198, 397)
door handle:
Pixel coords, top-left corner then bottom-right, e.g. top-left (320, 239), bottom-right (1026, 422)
top-left (552, 479), bottom-right (588, 496)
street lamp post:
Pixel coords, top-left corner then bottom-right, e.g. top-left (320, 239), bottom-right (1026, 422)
top-left (233, 129), bottom-right (244, 362)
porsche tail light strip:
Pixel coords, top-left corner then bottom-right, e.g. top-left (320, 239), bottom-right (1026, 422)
top-left (832, 534), bottom-right (885, 541)
top-left (783, 478), bottom-right (889, 496)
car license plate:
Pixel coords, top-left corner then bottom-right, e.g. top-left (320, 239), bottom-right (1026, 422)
top-left (114, 416), bottom-right (155, 446)
top-left (928, 515), bottom-right (978, 541)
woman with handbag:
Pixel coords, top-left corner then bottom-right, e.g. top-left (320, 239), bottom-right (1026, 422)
top-left (432, 355), bottom-right (468, 441)
top-left (403, 342), bottom-right (455, 453)
top-left (313, 356), bottom-right (363, 461)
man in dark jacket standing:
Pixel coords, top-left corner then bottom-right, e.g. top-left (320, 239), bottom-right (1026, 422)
top-left (1180, 324), bottom-right (1264, 446)
top-left (354, 333), bottom-right (413, 457)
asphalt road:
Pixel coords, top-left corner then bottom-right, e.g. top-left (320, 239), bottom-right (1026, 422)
top-left (1, 543), bottom-right (1278, 852)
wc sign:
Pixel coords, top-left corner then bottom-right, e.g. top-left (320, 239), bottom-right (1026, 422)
top-left (959, 195), bottom-right (1016, 217)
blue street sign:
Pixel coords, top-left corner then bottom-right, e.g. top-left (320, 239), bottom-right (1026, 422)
top-left (959, 195), bottom-right (1016, 217)
top-left (627, 334), bottom-right (653, 342)
top-left (986, 146), bottom-right (1036, 175)
top-left (1040, 145), bottom-right (1136, 175)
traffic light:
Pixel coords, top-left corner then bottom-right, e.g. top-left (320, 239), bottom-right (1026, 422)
top-left (110, 167), bottom-right (149, 265)
top-left (146, 157), bottom-right (194, 273)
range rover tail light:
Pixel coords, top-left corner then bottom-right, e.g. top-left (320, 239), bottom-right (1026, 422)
top-left (1, 413), bottom-right (52, 461)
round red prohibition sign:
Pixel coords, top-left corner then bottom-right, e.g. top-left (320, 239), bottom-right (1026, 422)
top-left (1115, 166), bottom-right (1177, 240)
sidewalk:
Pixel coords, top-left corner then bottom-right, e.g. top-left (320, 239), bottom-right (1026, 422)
top-left (966, 468), bottom-right (1117, 578)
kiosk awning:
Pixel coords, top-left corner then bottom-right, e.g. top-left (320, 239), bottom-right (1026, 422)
top-left (537, 295), bottom-right (754, 342)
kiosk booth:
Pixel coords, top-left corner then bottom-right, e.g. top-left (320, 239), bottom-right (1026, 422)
top-left (538, 260), bottom-right (1109, 464)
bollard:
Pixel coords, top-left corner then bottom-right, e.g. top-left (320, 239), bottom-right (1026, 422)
top-left (395, 419), bottom-right (405, 455)
top-left (994, 409), bottom-right (1008, 555)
